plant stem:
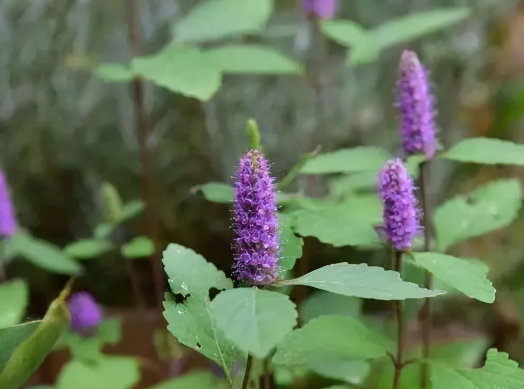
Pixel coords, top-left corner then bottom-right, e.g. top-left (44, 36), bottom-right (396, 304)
top-left (392, 249), bottom-right (404, 389)
top-left (419, 161), bottom-right (432, 389)
top-left (126, 0), bottom-right (164, 309)
top-left (124, 258), bottom-right (146, 309)
top-left (241, 355), bottom-right (253, 389)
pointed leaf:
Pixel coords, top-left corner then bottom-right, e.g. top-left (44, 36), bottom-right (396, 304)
top-left (195, 182), bottom-right (233, 204)
top-left (121, 236), bottom-right (154, 259)
top-left (442, 137), bottom-right (524, 165)
top-left (63, 239), bottom-right (112, 260)
top-left (120, 200), bottom-right (145, 222)
top-left (0, 279), bottom-right (28, 328)
top-left (0, 322), bottom-right (39, 372)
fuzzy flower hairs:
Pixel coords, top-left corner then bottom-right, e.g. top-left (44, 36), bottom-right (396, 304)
top-left (232, 150), bottom-right (280, 285)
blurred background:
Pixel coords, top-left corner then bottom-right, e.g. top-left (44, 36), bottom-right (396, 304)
top-left (2, 0), bottom-right (524, 387)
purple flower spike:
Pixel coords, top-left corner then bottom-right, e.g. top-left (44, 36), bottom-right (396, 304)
top-left (398, 50), bottom-right (437, 159)
top-left (302, 0), bottom-right (337, 20)
top-left (378, 159), bottom-right (421, 251)
top-left (68, 292), bottom-right (102, 336)
top-left (233, 150), bottom-right (280, 285)
top-left (0, 169), bottom-right (16, 237)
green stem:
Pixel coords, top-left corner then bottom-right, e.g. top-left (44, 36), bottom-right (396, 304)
top-left (392, 249), bottom-right (404, 389)
top-left (241, 355), bottom-right (253, 389)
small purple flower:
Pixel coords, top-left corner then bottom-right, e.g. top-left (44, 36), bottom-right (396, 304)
top-left (233, 150), bottom-right (279, 285)
top-left (68, 292), bottom-right (102, 336)
top-left (302, 0), bottom-right (337, 20)
top-left (378, 159), bottom-right (421, 251)
top-left (397, 50), bottom-right (437, 159)
top-left (0, 169), bottom-right (16, 237)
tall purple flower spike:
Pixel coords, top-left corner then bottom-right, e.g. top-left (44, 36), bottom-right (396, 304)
top-left (0, 169), bottom-right (16, 237)
top-left (378, 159), bottom-right (421, 251)
top-left (398, 50), bottom-right (437, 159)
top-left (233, 150), bottom-right (280, 285)
top-left (68, 292), bottom-right (102, 336)
top-left (302, 0), bottom-right (337, 20)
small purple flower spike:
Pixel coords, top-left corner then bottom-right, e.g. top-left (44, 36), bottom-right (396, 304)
top-left (0, 169), bottom-right (16, 237)
top-left (68, 292), bottom-right (102, 336)
top-left (378, 159), bottom-right (421, 251)
top-left (398, 50), bottom-right (437, 159)
top-left (233, 150), bottom-right (280, 285)
top-left (302, 0), bottom-right (337, 20)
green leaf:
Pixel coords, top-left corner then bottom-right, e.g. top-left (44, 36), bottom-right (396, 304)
top-left (132, 47), bottom-right (222, 101)
top-left (205, 45), bottom-right (302, 74)
top-left (121, 236), bottom-right (154, 259)
top-left (10, 233), bottom-right (82, 275)
top-left (276, 263), bottom-right (444, 300)
top-left (300, 291), bottom-right (361, 324)
top-left (94, 63), bottom-right (134, 83)
top-left (273, 315), bottom-right (391, 365)
top-left (63, 239), bottom-right (112, 260)
top-left (102, 182), bottom-right (124, 224)
top-left (300, 147), bottom-right (392, 175)
top-left (373, 8), bottom-right (471, 49)
top-left (173, 0), bottom-right (273, 43)
top-left (147, 371), bottom-right (222, 389)
top-left (293, 196), bottom-right (381, 247)
top-left (163, 243), bottom-right (232, 298)
top-left (434, 179), bottom-right (522, 252)
top-left (442, 137), bottom-right (524, 165)
top-left (195, 182), bottom-right (233, 204)
top-left (431, 349), bottom-right (524, 389)
top-left (0, 284), bottom-right (71, 389)
top-left (211, 288), bottom-right (297, 358)
top-left (0, 279), bottom-right (28, 328)
top-left (57, 356), bottom-right (140, 389)
top-left (312, 360), bottom-right (370, 385)
top-left (93, 223), bottom-right (115, 239)
top-left (410, 253), bottom-right (495, 303)
top-left (0, 322), bottom-right (40, 372)
top-left (279, 214), bottom-right (303, 271)
top-left (120, 200), bottom-right (145, 222)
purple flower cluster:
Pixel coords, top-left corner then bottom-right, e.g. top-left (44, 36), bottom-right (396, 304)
top-left (378, 159), bottom-right (421, 251)
top-left (233, 150), bottom-right (279, 285)
top-left (68, 292), bottom-right (102, 336)
top-left (302, 0), bottom-right (337, 20)
top-left (397, 50), bottom-right (437, 159)
top-left (0, 169), bottom-right (16, 237)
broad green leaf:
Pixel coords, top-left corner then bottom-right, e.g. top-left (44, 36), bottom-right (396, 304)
top-left (120, 200), bottom-right (145, 222)
top-left (410, 253), bottom-right (495, 303)
top-left (300, 147), bottom-right (392, 175)
top-left (205, 45), bottom-right (302, 74)
top-left (132, 47), bottom-right (222, 101)
top-left (321, 386), bottom-right (352, 389)
top-left (63, 239), bottom-right (112, 260)
top-left (300, 291), bottom-right (361, 324)
top-left (273, 315), bottom-right (391, 365)
top-left (293, 196), bottom-right (381, 247)
top-left (102, 182), bottom-right (123, 224)
top-left (10, 233), bottom-right (82, 275)
top-left (0, 279), bottom-right (28, 328)
top-left (211, 288), bottom-right (297, 358)
top-left (431, 349), bottom-right (524, 389)
top-left (311, 360), bottom-right (370, 385)
top-left (57, 356), bottom-right (140, 389)
top-left (121, 236), bottom-right (154, 259)
top-left (276, 263), bottom-right (444, 300)
top-left (147, 371), bottom-right (222, 389)
top-left (0, 285), bottom-right (71, 389)
top-left (279, 214), bottom-right (303, 271)
top-left (173, 0), bottom-right (273, 43)
top-left (94, 63), bottom-right (134, 83)
top-left (434, 179), bottom-right (522, 252)
top-left (328, 171), bottom-right (377, 198)
top-left (442, 137), bottom-right (524, 165)
top-left (373, 8), bottom-right (470, 49)
top-left (163, 243), bottom-right (232, 298)
top-left (0, 322), bottom-right (39, 372)
top-left (195, 182), bottom-right (233, 204)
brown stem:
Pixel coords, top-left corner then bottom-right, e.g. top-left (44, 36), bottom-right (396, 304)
top-left (419, 161), bottom-right (432, 389)
top-left (124, 259), bottom-right (146, 309)
top-left (392, 249), bottom-right (404, 389)
top-left (241, 355), bottom-right (253, 389)
top-left (262, 357), bottom-right (274, 389)
top-left (126, 0), bottom-right (164, 309)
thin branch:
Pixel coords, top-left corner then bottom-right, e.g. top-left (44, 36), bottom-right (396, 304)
top-left (392, 249), bottom-right (404, 389)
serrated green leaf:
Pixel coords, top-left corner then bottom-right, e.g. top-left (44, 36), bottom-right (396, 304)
top-left (63, 239), bottom-right (112, 260)
top-left (442, 137), bottom-right (524, 165)
top-left (279, 214), bottom-right (303, 271)
top-left (276, 263), bottom-right (444, 300)
top-left (0, 322), bottom-right (39, 373)
top-left (434, 179), bottom-right (522, 252)
top-left (121, 236), bottom-right (154, 259)
top-left (132, 47), bottom-right (222, 101)
top-left (147, 371), bottom-right (223, 389)
top-left (300, 291), bottom-right (361, 324)
top-left (120, 200), bottom-right (145, 222)
top-left (300, 147), bottom-right (392, 175)
top-left (431, 349), bottom-right (524, 389)
top-left (273, 315), bottom-right (392, 365)
top-left (211, 288), bottom-right (297, 358)
top-left (57, 356), bottom-right (140, 389)
top-left (196, 182), bottom-right (233, 204)
top-left (410, 253), bottom-right (495, 303)
top-left (94, 63), bottom-right (134, 83)
top-left (173, 0), bottom-right (273, 43)
top-left (0, 279), bottom-right (28, 328)
top-left (10, 233), bottom-right (82, 275)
